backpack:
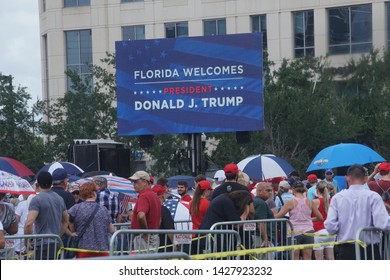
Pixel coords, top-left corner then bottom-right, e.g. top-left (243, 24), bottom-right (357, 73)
top-left (376, 181), bottom-right (390, 213)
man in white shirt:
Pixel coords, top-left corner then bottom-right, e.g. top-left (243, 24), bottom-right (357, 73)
top-left (325, 164), bottom-right (390, 260)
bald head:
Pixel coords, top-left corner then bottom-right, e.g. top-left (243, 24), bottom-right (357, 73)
top-left (256, 182), bottom-right (273, 200)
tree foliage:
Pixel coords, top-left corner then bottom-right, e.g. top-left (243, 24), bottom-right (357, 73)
top-left (0, 74), bottom-right (48, 172)
top-left (39, 53), bottom-right (118, 160)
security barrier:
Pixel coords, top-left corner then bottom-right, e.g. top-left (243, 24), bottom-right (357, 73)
top-left (174, 220), bottom-right (192, 230)
top-left (85, 252), bottom-right (191, 260)
top-left (210, 218), bottom-right (295, 260)
top-left (113, 222), bottom-right (131, 231)
top-left (109, 229), bottom-right (242, 259)
top-left (3, 234), bottom-right (64, 260)
top-left (355, 227), bottom-right (390, 260)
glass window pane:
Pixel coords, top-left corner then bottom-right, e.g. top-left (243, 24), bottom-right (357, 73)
top-left (305, 11), bottom-right (314, 47)
top-left (295, 48), bottom-right (305, 58)
top-left (351, 5), bottom-right (372, 44)
top-left (329, 44), bottom-right (350, 55)
top-left (217, 19), bottom-right (226, 35)
top-left (294, 12), bottom-right (305, 48)
top-left (252, 16), bottom-right (260, 32)
top-left (165, 23), bottom-right (176, 38)
top-left (177, 22), bottom-right (188, 37)
top-left (329, 7), bottom-right (350, 46)
top-left (204, 20), bottom-right (217, 36)
top-left (135, 26), bottom-right (145, 39)
top-left (261, 15), bottom-right (267, 50)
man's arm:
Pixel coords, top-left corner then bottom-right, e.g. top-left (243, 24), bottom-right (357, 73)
top-left (24, 210), bottom-right (39, 235)
top-left (60, 210), bottom-right (69, 236)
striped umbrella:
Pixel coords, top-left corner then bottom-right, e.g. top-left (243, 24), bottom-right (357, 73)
top-left (73, 175), bottom-right (136, 195)
top-left (237, 154), bottom-right (295, 181)
top-left (0, 157), bottom-right (34, 178)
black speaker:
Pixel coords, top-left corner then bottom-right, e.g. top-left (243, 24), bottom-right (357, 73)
top-left (73, 145), bottom-right (99, 172)
top-left (100, 148), bottom-right (131, 178)
top-left (139, 135), bottom-right (154, 148)
top-left (236, 131), bottom-right (251, 144)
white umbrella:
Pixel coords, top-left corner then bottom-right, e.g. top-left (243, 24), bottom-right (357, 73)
top-left (237, 154), bottom-right (295, 180)
top-left (0, 170), bottom-right (35, 195)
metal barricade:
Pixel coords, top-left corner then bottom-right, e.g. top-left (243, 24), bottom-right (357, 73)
top-left (174, 220), bottom-right (192, 230)
top-left (84, 252), bottom-right (191, 260)
top-left (355, 227), bottom-right (390, 260)
top-left (113, 222), bottom-right (131, 231)
top-left (210, 218), bottom-right (295, 260)
top-left (110, 229), bottom-right (242, 259)
top-left (3, 234), bottom-right (64, 260)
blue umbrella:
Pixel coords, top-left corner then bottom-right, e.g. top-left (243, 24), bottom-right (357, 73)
top-left (37, 161), bottom-right (84, 176)
top-left (306, 143), bottom-right (386, 172)
top-left (237, 154), bottom-right (295, 180)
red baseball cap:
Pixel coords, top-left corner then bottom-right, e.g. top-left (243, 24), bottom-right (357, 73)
top-left (149, 176), bottom-right (154, 184)
top-left (224, 163), bottom-right (239, 175)
top-left (152, 184), bottom-right (167, 196)
top-left (198, 180), bottom-right (213, 190)
top-left (378, 162), bottom-right (390, 171)
top-left (307, 174), bottom-right (318, 182)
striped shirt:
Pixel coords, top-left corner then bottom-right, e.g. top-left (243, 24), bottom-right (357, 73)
top-left (96, 188), bottom-right (119, 223)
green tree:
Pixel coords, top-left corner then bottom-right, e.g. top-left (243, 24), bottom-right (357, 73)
top-left (0, 74), bottom-right (48, 172)
top-left (40, 54), bottom-right (118, 160)
top-left (343, 49), bottom-right (390, 160)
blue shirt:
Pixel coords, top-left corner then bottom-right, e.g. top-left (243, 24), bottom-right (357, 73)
top-left (307, 185), bottom-right (317, 200)
top-left (275, 192), bottom-right (294, 212)
top-left (324, 185), bottom-right (390, 244)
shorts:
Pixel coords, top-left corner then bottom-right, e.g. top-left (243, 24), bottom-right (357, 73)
top-left (313, 229), bottom-right (336, 250)
top-left (288, 230), bottom-right (314, 245)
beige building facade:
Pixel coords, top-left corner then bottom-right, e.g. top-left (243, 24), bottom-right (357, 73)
top-left (39, 0), bottom-right (390, 101)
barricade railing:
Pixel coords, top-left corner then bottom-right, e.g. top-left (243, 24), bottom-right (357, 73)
top-left (174, 220), bottom-right (192, 230)
top-left (84, 252), bottom-right (191, 260)
top-left (210, 218), bottom-right (295, 260)
top-left (355, 227), bottom-right (390, 260)
top-left (3, 234), bottom-right (64, 260)
top-left (113, 222), bottom-right (131, 231)
top-left (110, 229), bottom-right (242, 259)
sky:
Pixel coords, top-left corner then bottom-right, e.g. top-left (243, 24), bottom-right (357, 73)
top-left (0, 1), bottom-right (41, 105)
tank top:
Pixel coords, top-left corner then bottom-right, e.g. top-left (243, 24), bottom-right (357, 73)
top-left (312, 197), bottom-right (327, 232)
top-left (289, 197), bottom-right (314, 235)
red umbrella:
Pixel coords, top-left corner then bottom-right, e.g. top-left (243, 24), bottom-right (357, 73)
top-left (0, 157), bottom-right (35, 178)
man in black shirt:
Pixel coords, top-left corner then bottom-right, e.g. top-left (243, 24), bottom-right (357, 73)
top-left (211, 163), bottom-right (250, 200)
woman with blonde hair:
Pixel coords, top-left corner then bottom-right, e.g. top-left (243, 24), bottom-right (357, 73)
top-left (312, 181), bottom-right (335, 260)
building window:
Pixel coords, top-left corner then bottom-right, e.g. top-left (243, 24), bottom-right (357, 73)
top-left (64, 0), bottom-right (90, 7)
top-left (251, 15), bottom-right (267, 50)
top-left (42, 0), bottom-right (46, 12)
top-left (122, 25), bottom-right (145, 40)
top-left (203, 19), bottom-right (226, 36)
top-left (65, 30), bottom-right (92, 91)
top-left (294, 10), bottom-right (314, 58)
top-left (328, 4), bottom-right (372, 55)
top-left (165, 22), bottom-right (188, 38)
top-left (387, 3), bottom-right (390, 49)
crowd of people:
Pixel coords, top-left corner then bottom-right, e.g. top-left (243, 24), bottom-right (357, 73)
top-left (0, 161), bottom-right (390, 260)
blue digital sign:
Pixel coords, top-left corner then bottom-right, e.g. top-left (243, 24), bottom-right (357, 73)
top-left (116, 33), bottom-right (264, 136)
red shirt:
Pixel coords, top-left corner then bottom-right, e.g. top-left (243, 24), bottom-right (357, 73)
top-left (190, 197), bottom-right (210, 230)
top-left (131, 188), bottom-right (161, 230)
top-left (312, 197), bottom-right (328, 232)
top-left (180, 194), bottom-right (192, 203)
top-left (368, 179), bottom-right (390, 196)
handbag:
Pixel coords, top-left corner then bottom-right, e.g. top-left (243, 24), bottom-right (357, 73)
top-left (65, 203), bottom-right (100, 258)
